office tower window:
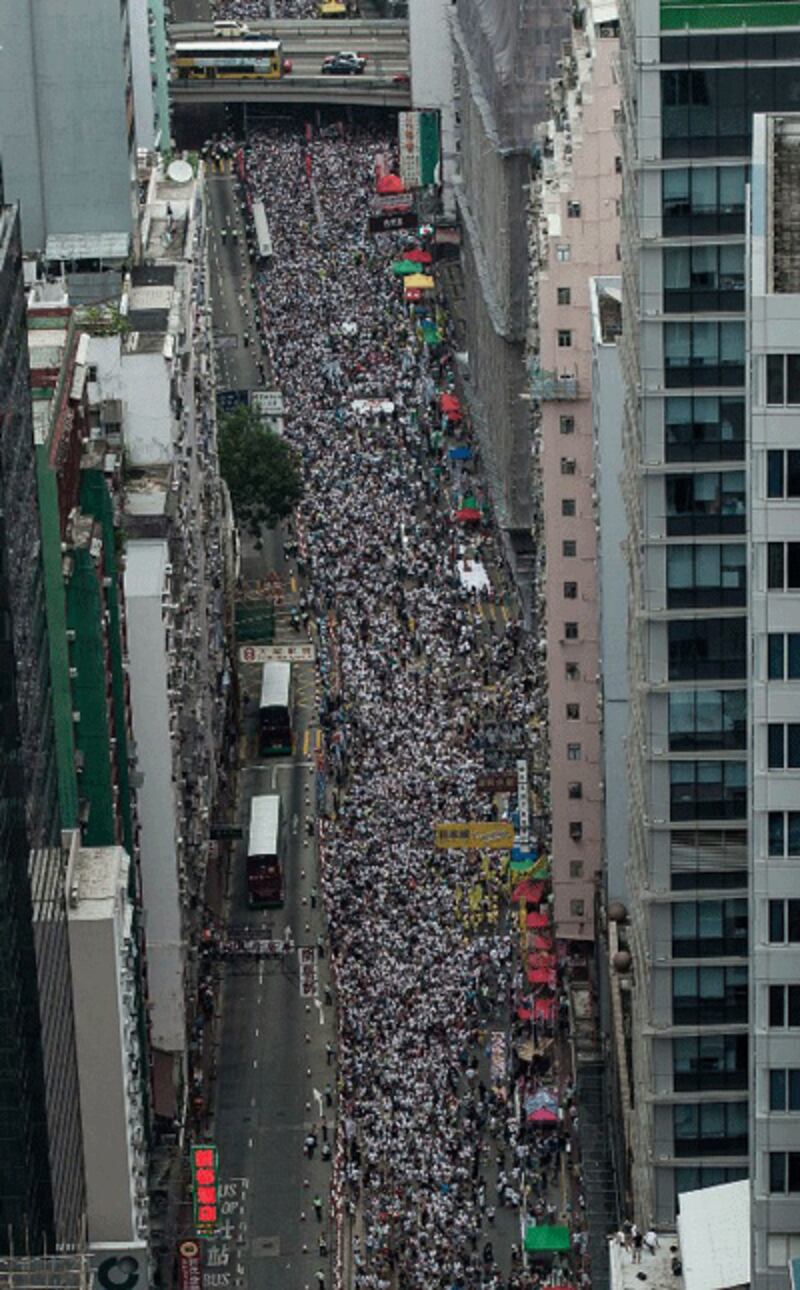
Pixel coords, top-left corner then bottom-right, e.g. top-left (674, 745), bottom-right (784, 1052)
top-left (663, 244), bottom-right (745, 311)
top-left (672, 898), bottom-right (748, 955)
top-left (770, 1153), bottom-right (800, 1193)
top-left (661, 65), bottom-right (800, 158)
top-left (673, 1102), bottom-right (748, 1156)
top-left (560, 415), bottom-right (575, 434)
top-left (665, 396), bottom-right (745, 462)
top-left (666, 544), bottom-right (746, 608)
top-left (668, 689), bottom-right (747, 751)
top-left (668, 618), bottom-right (746, 680)
top-left (562, 498), bottom-right (576, 516)
top-left (766, 353), bottom-right (800, 405)
top-left (564, 622), bottom-right (579, 639)
top-left (675, 1167), bottom-right (747, 1197)
top-left (767, 542), bottom-right (800, 590)
top-left (768, 634), bottom-right (800, 680)
top-left (768, 984), bottom-right (800, 1028)
top-left (563, 540), bottom-right (577, 557)
top-left (768, 900), bottom-right (800, 943)
top-left (767, 450), bottom-right (800, 497)
top-left (563, 582), bottom-right (578, 599)
top-left (768, 812), bottom-right (800, 857)
top-left (670, 829), bottom-right (748, 889)
top-left (769, 1070), bottom-right (800, 1112)
top-left (669, 761), bottom-right (747, 821)
top-left (557, 287), bottom-right (572, 304)
top-left (767, 723), bottom-right (800, 770)
top-left (662, 165), bottom-right (747, 236)
top-left (673, 1034), bottom-right (748, 1091)
top-left (768, 1234), bottom-right (800, 1268)
top-left (666, 471), bottom-right (746, 535)
top-left (673, 965), bottom-right (748, 1023)
top-left (664, 321), bottom-right (745, 387)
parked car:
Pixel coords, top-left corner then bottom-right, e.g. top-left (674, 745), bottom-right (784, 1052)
top-left (321, 50), bottom-right (367, 74)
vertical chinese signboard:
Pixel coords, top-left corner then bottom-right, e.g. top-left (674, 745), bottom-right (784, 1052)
top-left (398, 111), bottom-right (441, 189)
top-left (178, 1240), bottom-right (204, 1290)
top-left (191, 1144), bottom-right (219, 1237)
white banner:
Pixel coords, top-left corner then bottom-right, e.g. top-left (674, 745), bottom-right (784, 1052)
top-left (516, 758), bottom-right (530, 848)
top-left (239, 644), bottom-right (315, 663)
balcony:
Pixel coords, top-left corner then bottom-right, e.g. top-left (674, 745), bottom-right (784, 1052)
top-left (530, 363), bottom-right (580, 401)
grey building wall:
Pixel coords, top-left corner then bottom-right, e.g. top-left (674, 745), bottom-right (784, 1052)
top-left (0, 0), bottom-right (136, 253)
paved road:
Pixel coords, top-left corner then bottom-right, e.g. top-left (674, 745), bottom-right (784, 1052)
top-left (206, 172), bottom-right (336, 1290)
top-left (207, 176), bottom-right (266, 395)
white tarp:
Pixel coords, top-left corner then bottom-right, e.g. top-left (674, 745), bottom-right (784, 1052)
top-left (457, 558), bottom-right (490, 594)
top-left (677, 1180), bottom-right (750, 1290)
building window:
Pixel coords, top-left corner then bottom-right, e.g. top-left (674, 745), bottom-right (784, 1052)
top-left (673, 1034), bottom-right (747, 1092)
top-left (567, 743), bottom-right (582, 761)
top-left (564, 622), bottom-right (578, 640)
top-left (767, 1234), bottom-right (800, 1268)
top-left (767, 542), bottom-right (800, 591)
top-left (566, 703), bottom-right (580, 719)
top-left (769, 984), bottom-right (800, 1028)
top-left (556, 244), bottom-right (571, 262)
top-left (567, 200), bottom-right (582, 217)
top-left (615, 155), bottom-right (622, 173)
top-left (557, 287), bottom-right (572, 305)
top-left (666, 544), bottom-right (746, 609)
top-left (569, 823), bottom-right (583, 842)
top-left (769, 1070), bottom-right (800, 1112)
top-left (673, 1102), bottom-right (748, 1157)
top-left (662, 165), bottom-right (747, 237)
top-left (769, 900), bottom-right (800, 944)
top-left (668, 618), bottom-right (746, 681)
top-left (672, 965), bottom-right (747, 1025)
top-left (561, 458), bottom-right (577, 475)
top-left (669, 761), bottom-right (747, 821)
top-left (675, 1167), bottom-right (747, 1196)
top-left (767, 724), bottom-right (800, 770)
top-left (568, 782), bottom-right (583, 799)
top-left (563, 540), bottom-right (577, 557)
top-left (767, 812), bottom-right (800, 857)
top-left (663, 244), bottom-right (745, 312)
top-left (566, 663), bottom-right (580, 680)
top-left (665, 471), bottom-right (746, 535)
top-left (767, 449), bottom-right (800, 499)
top-left (672, 899), bottom-right (748, 956)
top-left (766, 354), bottom-right (800, 406)
top-left (663, 321), bottom-right (745, 388)
top-left (562, 498), bottom-right (576, 516)
top-left (768, 634), bottom-right (800, 680)
top-left (558, 329), bottom-right (573, 348)
top-left (668, 689), bottom-right (746, 751)
top-left (563, 582), bottom-right (578, 600)
top-left (770, 1153), bottom-right (800, 1194)
top-left (665, 396), bottom-right (745, 463)
top-left (560, 415), bottom-right (575, 434)
top-left (570, 860), bottom-right (584, 877)
top-left (570, 899), bottom-right (585, 917)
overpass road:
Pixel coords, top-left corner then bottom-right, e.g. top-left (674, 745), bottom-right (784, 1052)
top-left (172, 74), bottom-right (410, 107)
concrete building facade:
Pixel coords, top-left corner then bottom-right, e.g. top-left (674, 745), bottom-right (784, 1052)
top-left (407, 0), bottom-right (457, 216)
top-left (529, 0), bottom-right (621, 941)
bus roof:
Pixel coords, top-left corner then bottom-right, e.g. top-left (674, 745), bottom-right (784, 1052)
top-left (260, 660), bottom-right (291, 709)
top-left (174, 40), bottom-right (281, 53)
top-left (253, 200), bottom-right (273, 258)
top-left (248, 794), bottom-right (280, 857)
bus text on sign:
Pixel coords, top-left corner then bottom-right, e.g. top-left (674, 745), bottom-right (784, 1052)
top-left (191, 1145), bottom-right (219, 1237)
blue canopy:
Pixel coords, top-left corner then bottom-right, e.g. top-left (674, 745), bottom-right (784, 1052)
top-left (448, 445), bottom-right (472, 461)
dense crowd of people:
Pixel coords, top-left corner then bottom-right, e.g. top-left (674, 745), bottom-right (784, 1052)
top-left (212, 0), bottom-right (340, 19)
top-left (242, 124), bottom-right (562, 1290)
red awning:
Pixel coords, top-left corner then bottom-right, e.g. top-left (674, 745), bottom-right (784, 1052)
top-left (527, 967), bottom-right (557, 986)
top-left (527, 951), bottom-right (555, 970)
top-left (407, 248), bottom-right (433, 264)
top-left (533, 934), bottom-right (553, 951)
top-left (440, 392), bottom-right (461, 415)
top-left (376, 174), bottom-right (405, 194)
top-left (455, 507), bottom-right (482, 523)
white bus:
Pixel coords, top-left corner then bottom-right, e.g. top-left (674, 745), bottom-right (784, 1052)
top-left (247, 794), bottom-right (284, 906)
top-left (252, 199), bottom-right (273, 262)
top-left (258, 661), bottom-right (292, 756)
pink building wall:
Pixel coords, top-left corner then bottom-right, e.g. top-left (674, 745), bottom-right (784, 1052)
top-left (533, 14), bottom-right (620, 941)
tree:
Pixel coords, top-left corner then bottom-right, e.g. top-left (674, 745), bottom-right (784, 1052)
top-left (218, 405), bottom-right (303, 543)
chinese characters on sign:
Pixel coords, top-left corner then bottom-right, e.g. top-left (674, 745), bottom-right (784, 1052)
top-left (398, 111), bottom-right (421, 189)
top-left (433, 821), bottom-right (515, 850)
top-left (191, 1145), bottom-right (219, 1238)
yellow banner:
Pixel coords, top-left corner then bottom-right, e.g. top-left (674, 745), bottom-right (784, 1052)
top-left (434, 821), bottom-right (515, 850)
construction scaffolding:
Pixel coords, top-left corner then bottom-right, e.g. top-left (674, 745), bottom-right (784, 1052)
top-left (0, 1252), bottom-right (92, 1290)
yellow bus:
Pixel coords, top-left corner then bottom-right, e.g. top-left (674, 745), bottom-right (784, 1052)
top-left (174, 40), bottom-right (288, 80)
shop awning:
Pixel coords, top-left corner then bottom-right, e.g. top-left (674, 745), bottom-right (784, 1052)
top-left (392, 259), bottom-right (419, 276)
top-left (404, 273), bottom-right (435, 290)
top-left (420, 320), bottom-right (441, 344)
top-left (455, 507), bottom-right (482, 523)
top-left (406, 248), bottom-right (433, 264)
top-left (377, 173), bottom-right (405, 194)
top-left (524, 1225), bottom-right (571, 1254)
top-left (449, 445), bottom-right (471, 460)
top-left (526, 911), bottom-right (549, 929)
top-left (512, 878), bottom-right (546, 904)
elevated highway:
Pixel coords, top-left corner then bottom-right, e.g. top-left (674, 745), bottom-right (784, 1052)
top-left (171, 75), bottom-right (410, 107)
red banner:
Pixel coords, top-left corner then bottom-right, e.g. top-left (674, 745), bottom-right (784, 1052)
top-left (179, 1241), bottom-right (203, 1290)
top-left (305, 153), bottom-right (313, 180)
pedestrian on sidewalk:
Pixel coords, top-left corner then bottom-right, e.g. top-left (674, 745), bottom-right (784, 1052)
top-left (326, 1042), bottom-right (335, 1065)
top-left (321, 1141), bottom-right (332, 1162)
top-left (305, 1131), bottom-right (317, 1159)
top-left (320, 1119), bottom-right (329, 1143)
top-left (313, 1194), bottom-right (323, 1222)
top-left (315, 1273), bottom-right (325, 1289)
top-left (318, 1233), bottom-right (328, 1257)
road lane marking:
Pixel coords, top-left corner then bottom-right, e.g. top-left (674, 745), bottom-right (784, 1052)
top-left (302, 728), bottom-right (310, 756)
top-left (253, 1059), bottom-right (258, 1069)
top-left (315, 729), bottom-right (322, 751)
top-left (313, 1088), bottom-right (324, 1117)
top-left (255, 1027), bottom-right (260, 1038)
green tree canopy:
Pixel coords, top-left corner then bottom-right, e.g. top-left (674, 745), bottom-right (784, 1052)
top-left (219, 405), bottom-right (303, 541)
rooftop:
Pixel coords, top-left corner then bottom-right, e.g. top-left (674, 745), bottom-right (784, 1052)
top-left (69, 846), bottom-right (129, 919)
top-left (124, 536), bottom-right (170, 598)
top-left (609, 1235), bottom-right (683, 1290)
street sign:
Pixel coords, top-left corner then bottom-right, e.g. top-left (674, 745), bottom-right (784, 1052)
top-left (367, 210), bottom-right (419, 235)
top-left (251, 389), bottom-right (284, 418)
top-left (209, 824), bottom-right (243, 841)
top-left (178, 1241), bottom-right (203, 1290)
top-left (433, 821), bottom-right (515, 850)
top-left (239, 643), bottom-right (315, 664)
top-left (476, 771), bottom-right (518, 794)
top-left (517, 758), bottom-right (530, 849)
top-left (216, 388), bottom-right (249, 414)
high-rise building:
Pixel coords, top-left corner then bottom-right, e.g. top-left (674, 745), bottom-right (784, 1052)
top-left (619, 0), bottom-right (800, 1233)
top-left (0, 185), bottom-right (85, 1251)
top-left (0, 0), bottom-right (138, 266)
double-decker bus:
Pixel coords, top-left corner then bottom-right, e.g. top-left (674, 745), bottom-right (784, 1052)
top-left (247, 794), bottom-right (285, 907)
top-left (258, 662), bottom-right (293, 757)
top-left (174, 40), bottom-right (288, 80)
